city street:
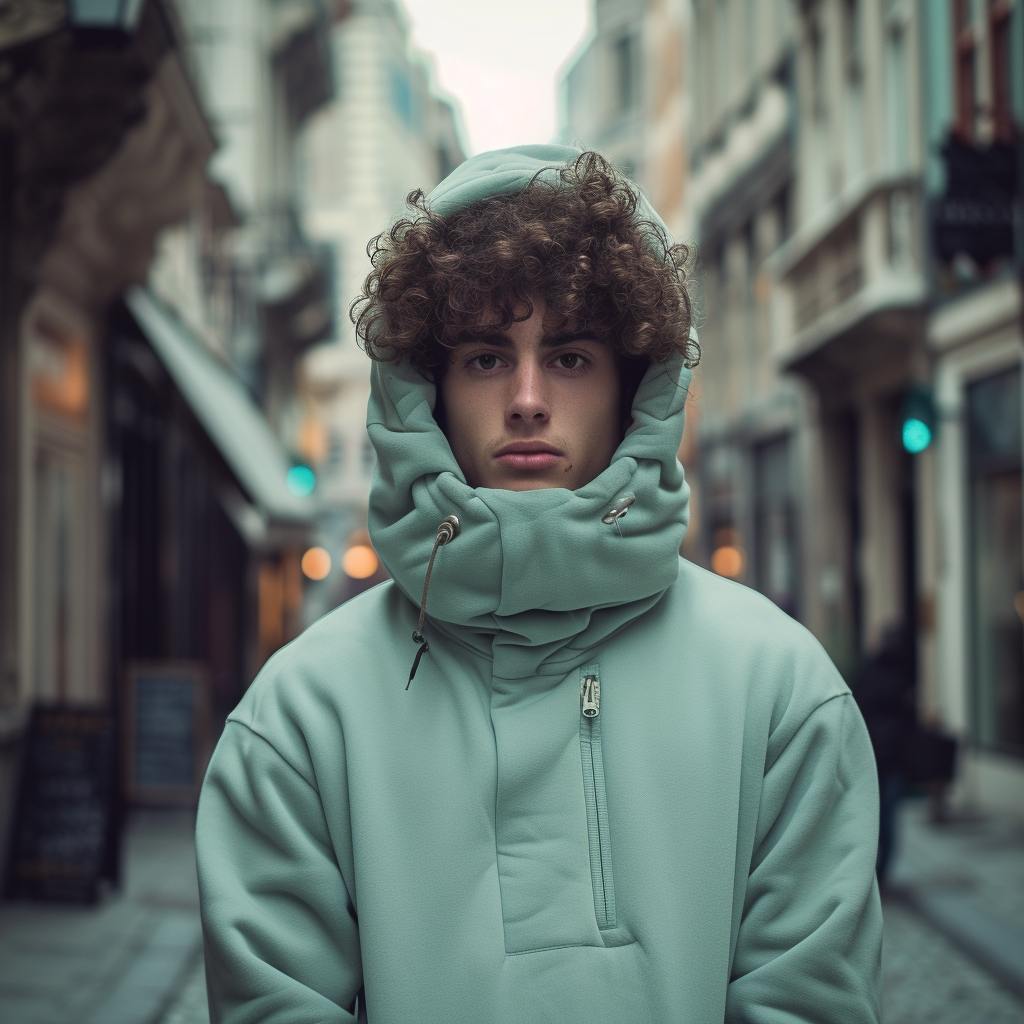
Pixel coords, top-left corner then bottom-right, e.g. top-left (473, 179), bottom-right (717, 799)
top-left (2, 799), bottom-right (1022, 1023)
top-left (883, 898), bottom-right (1024, 1024)
top-left (0, 0), bottom-right (1021, 1020)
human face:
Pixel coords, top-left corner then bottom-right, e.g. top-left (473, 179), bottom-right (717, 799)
top-left (440, 296), bottom-right (622, 491)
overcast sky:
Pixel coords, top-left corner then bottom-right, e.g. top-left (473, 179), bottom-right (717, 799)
top-left (400, 0), bottom-right (593, 156)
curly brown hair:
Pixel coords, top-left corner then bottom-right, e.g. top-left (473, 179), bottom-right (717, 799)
top-left (350, 151), bottom-right (698, 380)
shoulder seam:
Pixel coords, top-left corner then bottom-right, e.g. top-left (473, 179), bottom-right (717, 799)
top-left (224, 717), bottom-right (320, 794)
top-left (800, 690), bottom-right (853, 729)
top-left (768, 690), bottom-right (852, 770)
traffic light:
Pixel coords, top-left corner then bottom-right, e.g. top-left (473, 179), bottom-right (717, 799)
top-left (286, 464), bottom-right (316, 497)
top-left (901, 386), bottom-right (936, 454)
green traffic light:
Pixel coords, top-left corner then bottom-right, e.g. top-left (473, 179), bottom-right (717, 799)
top-left (902, 417), bottom-right (932, 454)
top-left (286, 465), bottom-right (316, 497)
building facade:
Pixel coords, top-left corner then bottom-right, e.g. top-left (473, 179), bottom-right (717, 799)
top-left (560, 0), bottom-right (689, 237)
top-left (918, 0), bottom-right (1024, 814)
top-left (0, 0), bottom-right (331, 882)
top-left (703, 0), bottom-right (1024, 816)
top-left (686, 0), bottom-right (802, 625)
top-left (566, 0), bottom-right (1024, 816)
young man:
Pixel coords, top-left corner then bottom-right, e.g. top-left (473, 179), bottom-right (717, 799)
top-left (196, 147), bottom-right (882, 1023)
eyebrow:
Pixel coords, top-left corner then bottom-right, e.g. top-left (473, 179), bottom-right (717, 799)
top-left (453, 329), bottom-right (606, 350)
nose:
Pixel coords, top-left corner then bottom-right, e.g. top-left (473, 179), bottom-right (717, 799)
top-left (506, 359), bottom-right (549, 427)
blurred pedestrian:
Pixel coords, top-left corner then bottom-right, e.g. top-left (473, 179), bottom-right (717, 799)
top-left (196, 147), bottom-right (882, 1023)
top-left (851, 623), bottom-right (917, 885)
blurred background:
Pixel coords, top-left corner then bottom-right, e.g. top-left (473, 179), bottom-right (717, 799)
top-left (0, 0), bottom-right (1021, 1021)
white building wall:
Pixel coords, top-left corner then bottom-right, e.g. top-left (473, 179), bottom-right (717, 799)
top-left (300, 0), bottom-right (464, 511)
top-left (560, 0), bottom-right (649, 184)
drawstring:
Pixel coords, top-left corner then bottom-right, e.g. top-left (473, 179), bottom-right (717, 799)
top-left (407, 515), bottom-right (460, 689)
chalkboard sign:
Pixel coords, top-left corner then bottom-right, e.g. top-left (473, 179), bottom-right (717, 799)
top-left (124, 661), bottom-right (209, 805)
top-left (5, 706), bottom-right (118, 903)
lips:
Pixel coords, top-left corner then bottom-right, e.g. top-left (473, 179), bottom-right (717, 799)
top-left (493, 441), bottom-right (564, 471)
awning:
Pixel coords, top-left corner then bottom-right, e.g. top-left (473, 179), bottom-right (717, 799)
top-left (125, 286), bottom-right (313, 525)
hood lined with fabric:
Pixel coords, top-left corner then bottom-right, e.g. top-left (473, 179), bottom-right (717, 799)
top-left (365, 145), bottom-right (693, 681)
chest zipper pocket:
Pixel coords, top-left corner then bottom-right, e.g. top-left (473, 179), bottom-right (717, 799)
top-left (580, 665), bottom-right (616, 930)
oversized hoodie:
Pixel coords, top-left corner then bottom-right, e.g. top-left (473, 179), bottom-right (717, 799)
top-left (196, 146), bottom-right (883, 1024)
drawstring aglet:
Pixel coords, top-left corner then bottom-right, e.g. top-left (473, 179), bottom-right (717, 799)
top-left (405, 515), bottom-right (460, 689)
top-left (406, 631), bottom-right (429, 690)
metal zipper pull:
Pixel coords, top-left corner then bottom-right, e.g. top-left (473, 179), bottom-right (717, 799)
top-left (581, 674), bottom-right (600, 718)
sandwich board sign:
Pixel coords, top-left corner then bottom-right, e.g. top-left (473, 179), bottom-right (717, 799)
top-left (123, 661), bottom-right (210, 805)
top-left (5, 705), bottom-right (118, 902)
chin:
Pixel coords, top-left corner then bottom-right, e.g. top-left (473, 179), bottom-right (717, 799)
top-left (488, 474), bottom-right (568, 492)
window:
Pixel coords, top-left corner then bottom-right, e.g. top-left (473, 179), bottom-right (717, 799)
top-left (614, 33), bottom-right (639, 114)
top-left (844, 0), bottom-right (865, 181)
top-left (743, 219), bottom-right (757, 345)
top-left (744, 0), bottom-right (757, 68)
top-left (810, 16), bottom-right (828, 121)
top-left (885, 22), bottom-right (910, 170)
top-left (754, 436), bottom-right (798, 617)
top-left (808, 15), bottom-right (831, 205)
top-left (843, 0), bottom-right (863, 77)
top-left (33, 448), bottom-right (88, 702)
top-left (953, 0), bottom-right (977, 139)
top-left (774, 184), bottom-right (792, 242)
top-left (714, 0), bottom-right (730, 117)
top-left (967, 366), bottom-right (1024, 754)
top-left (988, 0), bottom-right (1014, 142)
top-left (388, 64), bottom-right (417, 129)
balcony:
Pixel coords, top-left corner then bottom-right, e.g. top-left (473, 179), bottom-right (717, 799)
top-left (770, 173), bottom-right (928, 397)
top-left (256, 206), bottom-right (334, 355)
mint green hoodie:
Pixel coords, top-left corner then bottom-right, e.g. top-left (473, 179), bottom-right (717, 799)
top-left (196, 146), bottom-right (882, 1023)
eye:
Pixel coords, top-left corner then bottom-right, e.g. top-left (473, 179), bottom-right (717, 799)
top-left (469, 353), bottom-right (502, 371)
top-left (554, 352), bottom-right (586, 371)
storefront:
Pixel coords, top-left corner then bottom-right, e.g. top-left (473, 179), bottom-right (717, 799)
top-left (930, 279), bottom-right (1024, 815)
top-left (118, 287), bottom-right (313, 726)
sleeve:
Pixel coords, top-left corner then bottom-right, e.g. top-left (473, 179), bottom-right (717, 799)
top-left (726, 693), bottom-right (883, 1024)
top-left (196, 719), bottom-right (362, 1024)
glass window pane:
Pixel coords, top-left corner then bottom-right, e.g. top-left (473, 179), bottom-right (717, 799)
top-left (967, 367), bottom-right (1024, 754)
top-left (754, 436), bottom-right (798, 616)
top-left (968, 366), bottom-right (1022, 469)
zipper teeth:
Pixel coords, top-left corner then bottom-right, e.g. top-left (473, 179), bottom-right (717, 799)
top-left (580, 666), bottom-right (615, 931)
top-left (587, 728), bottom-right (611, 923)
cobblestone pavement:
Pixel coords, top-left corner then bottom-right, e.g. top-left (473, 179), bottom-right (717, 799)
top-left (894, 801), bottom-right (1024, 953)
top-left (890, 800), bottom-right (1024, 1001)
top-left (0, 809), bottom-right (201, 1024)
top-left (883, 896), bottom-right (1024, 1024)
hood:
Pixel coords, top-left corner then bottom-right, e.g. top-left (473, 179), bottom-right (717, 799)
top-left (366, 146), bottom-right (692, 681)
top-left (427, 143), bottom-right (670, 242)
